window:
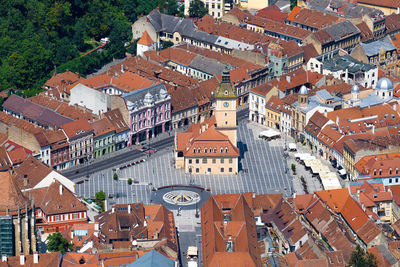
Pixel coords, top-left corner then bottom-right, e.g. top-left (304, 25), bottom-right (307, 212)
top-left (202, 158), bottom-right (207, 164)
top-left (229, 168), bottom-right (232, 172)
top-left (389, 178), bottom-right (393, 183)
top-left (221, 158), bottom-right (224, 163)
top-left (214, 147), bottom-right (217, 153)
top-left (195, 159), bottom-right (199, 164)
top-left (196, 168), bottom-right (199, 173)
top-left (221, 168), bottom-right (224, 173)
top-left (55, 215), bottom-right (59, 221)
top-left (189, 159), bottom-right (192, 164)
top-left (212, 158), bottom-right (216, 163)
top-left (229, 158), bottom-right (233, 163)
top-left (74, 213), bottom-right (79, 219)
top-left (208, 168), bottom-right (211, 173)
top-left (225, 147), bottom-right (228, 153)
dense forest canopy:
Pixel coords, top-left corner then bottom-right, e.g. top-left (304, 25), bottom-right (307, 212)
top-left (0, 0), bottom-right (179, 96)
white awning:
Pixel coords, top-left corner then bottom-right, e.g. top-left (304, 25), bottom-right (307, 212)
top-left (320, 172), bottom-right (342, 190)
top-left (339, 169), bottom-right (347, 175)
top-left (187, 246), bottom-right (198, 256)
top-left (259, 129), bottom-right (280, 138)
top-left (288, 143), bottom-right (297, 150)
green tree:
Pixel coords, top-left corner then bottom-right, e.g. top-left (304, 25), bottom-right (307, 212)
top-left (128, 178), bottom-right (133, 185)
top-left (166, 0), bottom-right (179, 16)
top-left (113, 173), bottom-right (118, 180)
top-left (46, 232), bottom-right (73, 253)
top-left (108, 20), bottom-right (132, 58)
top-left (95, 190), bottom-right (106, 211)
top-left (189, 0), bottom-right (208, 18)
top-left (349, 245), bottom-right (378, 267)
top-left (123, 0), bottom-right (138, 22)
top-left (290, 0), bottom-right (297, 10)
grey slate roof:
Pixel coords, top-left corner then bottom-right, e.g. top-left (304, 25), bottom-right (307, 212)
top-left (323, 54), bottom-right (375, 73)
top-left (124, 250), bottom-right (175, 267)
top-left (316, 89), bottom-right (334, 100)
top-left (122, 84), bottom-right (170, 112)
top-left (377, 244), bottom-right (398, 265)
top-left (3, 94), bottom-right (73, 128)
top-left (360, 36), bottom-right (397, 57)
top-left (146, 9), bottom-right (253, 50)
top-left (325, 20), bottom-right (360, 41)
top-left (189, 55), bottom-right (231, 76)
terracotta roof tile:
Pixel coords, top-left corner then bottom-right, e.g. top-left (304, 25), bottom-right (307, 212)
top-left (44, 70), bottom-right (81, 89)
top-left (256, 5), bottom-right (287, 23)
top-left (102, 109), bottom-right (129, 134)
top-left (0, 252), bottom-right (61, 267)
top-left (137, 31), bottom-right (154, 46)
top-left (0, 171), bottom-right (30, 215)
top-left (358, 0), bottom-right (400, 9)
top-left (287, 7), bottom-right (340, 30)
top-left (29, 180), bottom-right (87, 215)
top-left (91, 118), bottom-right (115, 137)
top-left (62, 119), bottom-right (93, 139)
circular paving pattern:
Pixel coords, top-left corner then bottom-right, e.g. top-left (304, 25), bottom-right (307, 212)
top-left (162, 190), bottom-right (201, 206)
top-left (152, 185), bottom-right (210, 210)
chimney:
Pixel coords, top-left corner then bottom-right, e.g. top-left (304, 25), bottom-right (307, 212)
top-left (286, 75), bottom-right (291, 83)
top-left (112, 207), bottom-right (115, 213)
top-left (324, 110), bottom-right (327, 117)
top-left (20, 254), bottom-right (25, 265)
top-left (33, 252), bottom-right (39, 264)
top-left (1, 255), bottom-right (6, 262)
top-left (121, 64), bottom-right (124, 73)
top-left (128, 205), bottom-right (131, 214)
top-left (59, 184), bottom-right (63, 195)
top-left (94, 223), bottom-right (99, 231)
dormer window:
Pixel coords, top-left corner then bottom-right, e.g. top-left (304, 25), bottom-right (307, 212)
top-left (220, 147), bottom-right (223, 153)
top-left (193, 148), bottom-right (196, 154)
top-left (198, 148), bottom-right (201, 153)
top-left (379, 169), bottom-right (382, 175)
top-left (204, 147), bottom-right (207, 153)
top-left (374, 169), bottom-right (377, 175)
top-left (396, 168), bottom-right (399, 174)
top-left (214, 147), bottom-right (217, 153)
top-left (390, 168), bottom-right (392, 175)
top-left (225, 147), bottom-right (228, 153)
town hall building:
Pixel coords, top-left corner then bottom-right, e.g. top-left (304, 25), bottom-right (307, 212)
top-left (175, 69), bottom-right (239, 174)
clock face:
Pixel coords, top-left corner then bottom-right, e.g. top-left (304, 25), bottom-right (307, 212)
top-left (223, 102), bottom-right (229, 107)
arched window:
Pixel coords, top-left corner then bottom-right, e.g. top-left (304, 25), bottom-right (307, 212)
top-left (198, 148), bottom-right (201, 153)
top-left (225, 147), bottom-right (228, 153)
top-left (220, 147), bottom-right (223, 153)
top-left (214, 147), bottom-right (217, 153)
top-left (204, 147), bottom-right (207, 153)
top-left (193, 148), bottom-right (196, 154)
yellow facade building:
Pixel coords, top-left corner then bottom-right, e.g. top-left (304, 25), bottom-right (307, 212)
top-left (175, 69), bottom-right (239, 174)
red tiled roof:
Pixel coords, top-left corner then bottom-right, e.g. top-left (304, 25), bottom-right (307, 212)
top-left (44, 70), bottom-right (81, 89)
top-left (29, 180), bottom-right (87, 215)
top-left (138, 31), bottom-right (154, 46)
top-left (256, 5), bottom-right (287, 23)
top-left (91, 118), bottom-right (115, 137)
top-left (0, 171), bottom-right (30, 215)
top-left (62, 119), bottom-right (93, 139)
top-left (286, 7), bottom-right (340, 30)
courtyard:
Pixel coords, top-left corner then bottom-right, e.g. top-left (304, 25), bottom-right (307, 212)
top-left (75, 121), bottom-right (294, 208)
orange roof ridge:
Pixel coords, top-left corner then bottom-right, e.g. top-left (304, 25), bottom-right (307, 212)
top-left (138, 31), bottom-right (154, 46)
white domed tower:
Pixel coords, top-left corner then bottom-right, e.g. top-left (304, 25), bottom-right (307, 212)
top-left (350, 84), bottom-right (361, 107)
top-left (376, 78), bottom-right (394, 100)
top-left (298, 85), bottom-right (309, 108)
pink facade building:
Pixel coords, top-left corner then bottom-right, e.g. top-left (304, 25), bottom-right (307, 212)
top-left (123, 84), bottom-right (171, 144)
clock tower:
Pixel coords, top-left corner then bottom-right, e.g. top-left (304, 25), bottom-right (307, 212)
top-left (215, 68), bottom-right (237, 145)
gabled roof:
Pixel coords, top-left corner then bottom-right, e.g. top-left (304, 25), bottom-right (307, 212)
top-left (102, 109), bottom-right (129, 134)
top-left (138, 31), bottom-right (155, 46)
top-left (3, 94), bottom-right (74, 128)
top-left (91, 118), bottom-right (115, 137)
top-left (62, 119), bottom-right (94, 140)
top-left (0, 171), bottom-right (29, 215)
top-left (13, 156), bottom-right (52, 190)
top-left (29, 180), bottom-right (87, 215)
top-left (0, 252), bottom-right (61, 267)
